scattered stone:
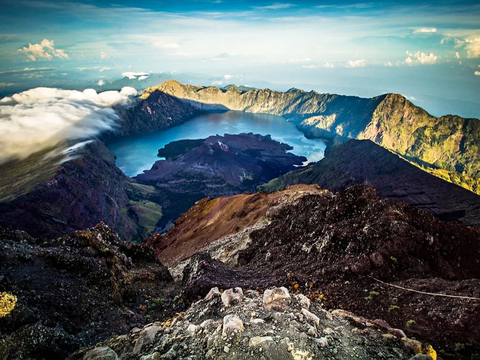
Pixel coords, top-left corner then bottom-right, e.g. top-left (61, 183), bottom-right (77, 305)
top-left (409, 355), bottom-right (434, 360)
top-left (133, 326), bottom-right (161, 355)
top-left (252, 318), bottom-right (265, 325)
top-left (317, 337), bottom-right (329, 347)
top-left (140, 353), bottom-right (161, 360)
top-left (296, 294), bottom-right (311, 309)
top-left (307, 326), bottom-right (316, 337)
top-left (301, 308), bottom-right (320, 328)
top-left (221, 288), bottom-right (244, 307)
top-left (205, 287), bottom-right (221, 301)
top-left (323, 328), bottom-right (335, 335)
top-left (388, 327), bottom-right (407, 338)
top-left (263, 287), bottom-right (291, 311)
top-left (249, 336), bottom-right (274, 347)
top-left (187, 324), bottom-right (198, 335)
top-left (84, 346), bottom-right (118, 360)
top-left (222, 315), bottom-right (244, 337)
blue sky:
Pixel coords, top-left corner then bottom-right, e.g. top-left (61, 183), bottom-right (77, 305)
top-left (0, 0), bottom-right (480, 117)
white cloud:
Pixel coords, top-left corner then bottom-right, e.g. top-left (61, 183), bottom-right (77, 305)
top-left (455, 52), bottom-right (460, 59)
top-left (302, 62), bottom-right (334, 69)
top-left (138, 75), bottom-right (149, 81)
top-left (414, 28), bottom-right (437, 33)
top-left (100, 51), bottom-right (109, 59)
top-left (405, 51), bottom-right (438, 65)
top-left (0, 67), bottom-right (55, 75)
top-left (122, 71), bottom-right (149, 79)
top-left (18, 39), bottom-right (69, 61)
top-left (475, 71), bottom-right (480, 76)
top-left (0, 87), bottom-right (137, 164)
top-left (465, 38), bottom-right (480, 58)
top-left (99, 67), bottom-right (111, 72)
top-left (98, 79), bottom-right (105, 86)
top-left (346, 59), bottom-right (366, 68)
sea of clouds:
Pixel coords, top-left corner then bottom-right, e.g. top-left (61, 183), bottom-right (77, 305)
top-left (0, 86), bottom-right (137, 164)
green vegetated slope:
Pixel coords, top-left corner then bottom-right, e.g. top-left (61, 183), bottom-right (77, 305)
top-left (359, 94), bottom-right (480, 194)
top-left (149, 80), bottom-right (480, 194)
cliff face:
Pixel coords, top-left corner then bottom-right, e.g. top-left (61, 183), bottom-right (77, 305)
top-left (144, 80), bottom-right (384, 138)
top-left (261, 139), bottom-right (480, 227)
top-left (0, 141), bottom-right (162, 242)
top-left (149, 80), bottom-right (480, 194)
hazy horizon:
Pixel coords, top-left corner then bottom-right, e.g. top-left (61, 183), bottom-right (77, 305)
top-left (0, 0), bottom-right (479, 118)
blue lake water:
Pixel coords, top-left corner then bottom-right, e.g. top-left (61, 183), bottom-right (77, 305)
top-left (107, 111), bottom-right (327, 177)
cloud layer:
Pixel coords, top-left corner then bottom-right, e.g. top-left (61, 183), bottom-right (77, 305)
top-left (18, 39), bottom-right (69, 62)
top-left (0, 87), bottom-right (137, 164)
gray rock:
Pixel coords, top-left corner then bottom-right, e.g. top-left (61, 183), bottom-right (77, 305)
top-left (222, 314), bottom-right (244, 337)
top-left (133, 325), bottom-right (162, 355)
top-left (263, 287), bottom-right (291, 311)
top-left (140, 353), bottom-right (161, 360)
top-left (296, 294), bottom-right (311, 309)
top-left (221, 288), bottom-right (244, 307)
top-left (205, 287), bottom-right (221, 301)
top-left (249, 336), bottom-right (274, 348)
top-left (301, 308), bottom-right (320, 328)
top-left (83, 346), bottom-right (118, 360)
top-left (409, 355), bottom-right (434, 360)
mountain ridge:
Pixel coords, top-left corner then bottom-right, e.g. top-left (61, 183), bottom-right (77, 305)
top-left (146, 80), bottom-right (480, 194)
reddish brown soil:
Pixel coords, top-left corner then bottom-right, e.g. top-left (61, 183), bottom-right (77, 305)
top-left (147, 184), bottom-right (323, 266)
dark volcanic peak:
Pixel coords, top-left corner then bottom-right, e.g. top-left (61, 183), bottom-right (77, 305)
top-left (134, 133), bottom-right (306, 229)
top-left (0, 140), bottom-right (163, 242)
top-left (262, 139), bottom-right (480, 227)
top-left (136, 133), bottom-right (305, 190)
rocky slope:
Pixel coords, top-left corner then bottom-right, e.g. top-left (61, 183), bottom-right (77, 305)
top-left (261, 139), bottom-right (480, 227)
top-left (0, 223), bottom-right (175, 360)
top-left (0, 89), bottom-right (207, 242)
top-left (135, 133), bottom-right (307, 228)
top-left (68, 285), bottom-right (436, 360)
top-left (106, 90), bottom-right (203, 140)
top-left (147, 80), bottom-right (480, 194)
top-left (0, 140), bottom-right (162, 242)
top-left (147, 185), bottom-right (480, 357)
top-left (147, 185), bottom-right (323, 268)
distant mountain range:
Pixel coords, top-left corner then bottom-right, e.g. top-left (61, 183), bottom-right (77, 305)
top-left (149, 80), bottom-right (480, 195)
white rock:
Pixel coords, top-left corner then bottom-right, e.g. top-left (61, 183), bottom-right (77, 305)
top-left (301, 308), bottom-right (320, 328)
top-left (187, 324), bottom-right (198, 335)
top-left (252, 318), bottom-right (265, 325)
top-left (307, 326), bottom-right (316, 337)
top-left (222, 314), bottom-right (244, 337)
top-left (205, 287), bottom-right (221, 300)
top-left (248, 336), bottom-right (274, 347)
top-left (140, 353), bottom-right (161, 360)
top-left (296, 294), bottom-right (311, 309)
top-left (263, 287), bottom-right (291, 311)
top-left (318, 336), bottom-right (329, 347)
top-left (224, 345), bottom-right (230, 353)
top-left (221, 288), bottom-right (244, 307)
